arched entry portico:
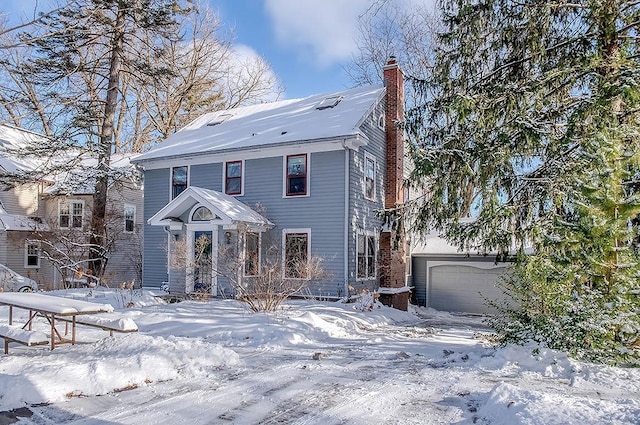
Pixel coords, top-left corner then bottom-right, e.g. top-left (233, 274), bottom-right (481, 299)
top-left (147, 186), bottom-right (272, 296)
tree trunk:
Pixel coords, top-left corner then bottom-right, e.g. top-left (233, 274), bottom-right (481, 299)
top-left (89, 2), bottom-right (126, 277)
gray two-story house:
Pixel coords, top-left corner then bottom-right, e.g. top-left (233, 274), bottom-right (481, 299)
top-left (134, 59), bottom-right (410, 309)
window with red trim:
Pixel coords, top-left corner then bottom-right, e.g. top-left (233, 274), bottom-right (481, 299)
top-left (286, 154), bottom-right (307, 196)
top-left (225, 161), bottom-right (242, 195)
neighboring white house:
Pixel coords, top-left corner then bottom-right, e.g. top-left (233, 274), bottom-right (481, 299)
top-left (0, 124), bottom-right (143, 289)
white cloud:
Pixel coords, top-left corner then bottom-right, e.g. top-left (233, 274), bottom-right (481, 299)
top-left (263, 0), bottom-right (437, 67)
top-left (222, 44), bottom-right (283, 104)
top-left (264, 0), bottom-right (371, 67)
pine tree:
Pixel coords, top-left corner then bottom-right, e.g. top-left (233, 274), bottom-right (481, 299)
top-left (10, 0), bottom-right (191, 276)
top-left (407, 0), bottom-right (640, 363)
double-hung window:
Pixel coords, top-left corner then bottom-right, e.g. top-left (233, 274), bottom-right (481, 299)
top-left (357, 233), bottom-right (377, 279)
top-left (364, 154), bottom-right (376, 200)
top-left (172, 166), bottom-right (188, 199)
top-left (124, 204), bottom-right (136, 233)
top-left (285, 154), bottom-right (308, 196)
top-left (225, 161), bottom-right (243, 195)
top-left (244, 232), bottom-right (260, 276)
top-left (25, 241), bottom-right (40, 268)
top-left (283, 230), bottom-right (310, 279)
top-left (59, 200), bottom-right (84, 229)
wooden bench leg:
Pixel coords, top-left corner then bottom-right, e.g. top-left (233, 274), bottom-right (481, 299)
top-left (50, 315), bottom-right (55, 350)
top-left (4, 338), bottom-right (8, 355)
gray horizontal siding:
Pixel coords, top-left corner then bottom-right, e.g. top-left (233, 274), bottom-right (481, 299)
top-left (142, 168), bottom-right (170, 288)
top-left (5, 232), bottom-right (55, 290)
top-left (348, 100), bottom-right (386, 295)
top-left (240, 151), bottom-right (346, 298)
top-left (191, 163), bottom-right (222, 189)
top-left (144, 151), bottom-right (347, 298)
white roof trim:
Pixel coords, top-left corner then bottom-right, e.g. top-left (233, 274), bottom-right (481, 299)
top-left (147, 186), bottom-right (273, 228)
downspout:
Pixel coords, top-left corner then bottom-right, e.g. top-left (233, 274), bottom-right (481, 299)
top-left (343, 143), bottom-right (350, 299)
top-left (163, 226), bottom-right (172, 291)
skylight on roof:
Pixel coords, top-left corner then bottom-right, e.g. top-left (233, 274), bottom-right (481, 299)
top-left (206, 113), bottom-right (233, 126)
top-left (316, 95), bottom-right (343, 110)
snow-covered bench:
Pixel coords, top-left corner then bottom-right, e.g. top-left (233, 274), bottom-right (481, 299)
top-left (58, 314), bottom-right (138, 337)
top-left (0, 324), bottom-right (49, 354)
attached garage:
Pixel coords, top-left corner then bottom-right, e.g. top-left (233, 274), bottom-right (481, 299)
top-left (410, 233), bottom-right (511, 314)
top-left (429, 263), bottom-right (507, 314)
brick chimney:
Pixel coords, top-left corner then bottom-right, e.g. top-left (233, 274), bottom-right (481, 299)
top-left (383, 55), bottom-right (405, 210)
top-left (378, 56), bottom-right (410, 311)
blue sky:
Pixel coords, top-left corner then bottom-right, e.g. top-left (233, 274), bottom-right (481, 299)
top-left (212, 0), bottom-right (369, 98)
top-left (2, 0), bottom-right (430, 99)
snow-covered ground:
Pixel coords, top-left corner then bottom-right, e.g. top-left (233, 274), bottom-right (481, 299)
top-left (0, 288), bottom-right (638, 424)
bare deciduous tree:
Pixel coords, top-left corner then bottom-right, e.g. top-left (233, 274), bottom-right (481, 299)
top-left (0, 1), bottom-right (282, 278)
top-left (346, 1), bottom-right (439, 105)
top-left (168, 225), bottom-right (328, 312)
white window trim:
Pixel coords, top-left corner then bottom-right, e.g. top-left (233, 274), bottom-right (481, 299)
top-left (58, 199), bottom-right (84, 230)
top-left (223, 159), bottom-right (245, 196)
top-left (283, 153), bottom-right (310, 198)
top-left (378, 113), bottom-right (385, 130)
top-left (24, 240), bottom-right (40, 269)
top-left (356, 231), bottom-right (377, 281)
top-left (124, 203), bottom-right (136, 233)
top-left (170, 165), bottom-right (190, 200)
top-left (364, 153), bottom-right (376, 201)
top-left (243, 231), bottom-right (262, 277)
top-left (282, 228), bottom-right (311, 280)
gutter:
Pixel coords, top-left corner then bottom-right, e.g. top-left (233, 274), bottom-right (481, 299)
top-left (132, 134), bottom-right (368, 167)
top-left (343, 143), bottom-right (350, 299)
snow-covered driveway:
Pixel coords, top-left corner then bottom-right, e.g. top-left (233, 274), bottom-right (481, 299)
top-left (0, 292), bottom-right (638, 424)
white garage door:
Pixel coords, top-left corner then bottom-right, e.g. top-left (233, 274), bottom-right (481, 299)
top-left (429, 265), bottom-right (506, 314)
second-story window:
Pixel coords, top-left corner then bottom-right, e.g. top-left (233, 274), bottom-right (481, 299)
top-left (172, 166), bottom-right (188, 199)
top-left (59, 200), bottom-right (84, 229)
top-left (124, 204), bottom-right (136, 232)
top-left (286, 154), bottom-right (307, 196)
top-left (225, 161), bottom-right (243, 195)
top-left (365, 154), bottom-right (376, 200)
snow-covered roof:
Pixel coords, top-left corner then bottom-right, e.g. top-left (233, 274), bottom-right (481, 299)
top-left (411, 230), bottom-right (475, 256)
top-left (0, 124), bottom-right (48, 173)
top-left (134, 84), bottom-right (385, 163)
top-left (0, 124), bottom-right (140, 195)
top-left (148, 186), bottom-right (272, 228)
top-left (42, 153), bottom-right (140, 195)
top-left (0, 204), bottom-right (49, 231)
top-left (411, 228), bottom-right (530, 257)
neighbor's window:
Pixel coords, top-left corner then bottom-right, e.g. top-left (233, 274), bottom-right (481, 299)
top-left (25, 241), bottom-right (40, 268)
top-left (172, 166), bottom-right (188, 199)
top-left (244, 232), bottom-right (260, 276)
top-left (365, 154), bottom-right (376, 200)
top-left (357, 233), bottom-right (377, 279)
top-left (225, 161), bottom-right (243, 195)
top-left (284, 231), bottom-right (309, 278)
top-left (59, 200), bottom-right (84, 229)
top-left (286, 154), bottom-right (307, 196)
top-left (124, 204), bottom-right (136, 233)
